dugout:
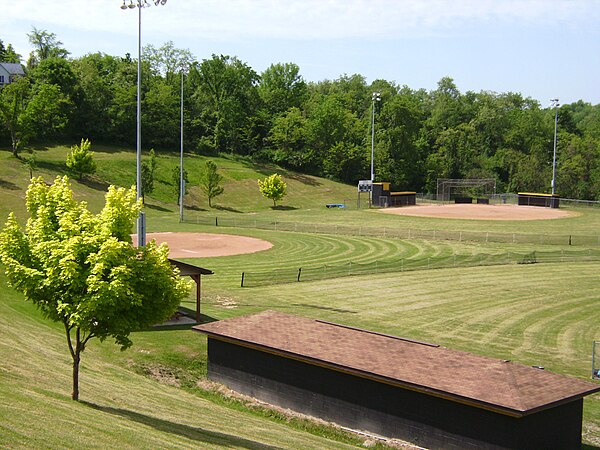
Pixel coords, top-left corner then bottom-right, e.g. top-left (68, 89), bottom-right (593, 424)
top-left (518, 192), bottom-right (560, 208)
top-left (194, 311), bottom-right (600, 450)
top-left (168, 259), bottom-right (213, 323)
top-left (372, 182), bottom-right (416, 207)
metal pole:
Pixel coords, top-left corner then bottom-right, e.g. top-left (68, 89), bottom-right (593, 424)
top-left (551, 98), bottom-right (559, 195)
top-left (136, 2), bottom-right (145, 247)
top-left (122, 0), bottom-right (168, 245)
top-left (179, 69), bottom-right (184, 222)
top-left (371, 95), bottom-right (376, 182)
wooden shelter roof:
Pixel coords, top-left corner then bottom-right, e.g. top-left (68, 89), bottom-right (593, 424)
top-left (169, 258), bottom-right (214, 276)
top-left (194, 310), bottom-right (600, 417)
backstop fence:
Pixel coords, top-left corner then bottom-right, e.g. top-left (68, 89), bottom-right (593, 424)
top-left (240, 248), bottom-right (600, 287)
top-left (182, 215), bottom-right (600, 247)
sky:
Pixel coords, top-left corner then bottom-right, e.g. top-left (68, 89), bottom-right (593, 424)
top-left (2, 0), bottom-right (599, 106)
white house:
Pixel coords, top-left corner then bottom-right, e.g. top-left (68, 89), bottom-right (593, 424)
top-left (0, 63), bottom-right (25, 87)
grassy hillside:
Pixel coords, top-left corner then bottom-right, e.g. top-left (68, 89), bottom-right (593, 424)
top-left (4, 144), bottom-right (600, 237)
top-left (1, 144), bottom-right (599, 448)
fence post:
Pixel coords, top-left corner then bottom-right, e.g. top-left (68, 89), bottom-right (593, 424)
top-left (215, 217), bottom-right (218, 227)
top-left (297, 268), bottom-right (302, 282)
top-left (459, 231), bottom-right (462, 242)
top-left (240, 272), bottom-right (245, 287)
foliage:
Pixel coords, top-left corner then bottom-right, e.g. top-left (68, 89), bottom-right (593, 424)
top-left (22, 150), bottom-right (37, 179)
top-left (26, 27), bottom-right (69, 68)
top-left (0, 176), bottom-right (189, 401)
top-left (171, 165), bottom-right (189, 205)
top-left (66, 138), bottom-right (96, 180)
top-left (3, 28), bottom-right (600, 199)
top-left (198, 160), bottom-right (224, 207)
top-left (258, 173), bottom-right (287, 207)
top-left (141, 149), bottom-right (157, 199)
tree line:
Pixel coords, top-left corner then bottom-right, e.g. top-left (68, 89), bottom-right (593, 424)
top-left (1, 29), bottom-right (600, 199)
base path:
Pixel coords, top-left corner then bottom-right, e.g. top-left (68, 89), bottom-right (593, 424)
top-left (132, 232), bottom-right (273, 258)
top-left (379, 204), bottom-right (575, 221)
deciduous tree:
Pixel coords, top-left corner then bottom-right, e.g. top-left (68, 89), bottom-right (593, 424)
top-left (258, 173), bottom-right (287, 207)
top-left (199, 160), bottom-right (224, 207)
top-left (66, 138), bottom-right (96, 180)
top-left (0, 176), bottom-right (189, 401)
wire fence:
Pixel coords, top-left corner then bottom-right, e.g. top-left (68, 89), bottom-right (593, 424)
top-left (183, 214), bottom-right (600, 247)
top-left (240, 248), bottom-right (600, 287)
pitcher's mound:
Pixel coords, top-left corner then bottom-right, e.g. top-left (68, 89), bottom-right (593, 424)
top-left (132, 232), bottom-right (273, 258)
top-left (379, 204), bottom-right (575, 221)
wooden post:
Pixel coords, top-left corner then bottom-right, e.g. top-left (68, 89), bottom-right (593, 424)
top-left (192, 274), bottom-right (202, 323)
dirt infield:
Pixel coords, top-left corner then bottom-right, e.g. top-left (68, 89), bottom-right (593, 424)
top-left (379, 204), bottom-right (576, 221)
top-left (132, 232), bottom-right (273, 258)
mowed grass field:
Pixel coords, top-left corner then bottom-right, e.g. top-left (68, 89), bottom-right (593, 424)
top-left (1, 145), bottom-right (599, 448)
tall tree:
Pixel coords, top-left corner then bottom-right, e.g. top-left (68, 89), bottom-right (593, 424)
top-left (0, 39), bottom-right (21, 63)
top-left (0, 76), bottom-right (30, 157)
top-left (26, 27), bottom-right (69, 68)
top-left (0, 176), bottom-right (189, 401)
top-left (142, 41), bottom-right (194, 85)
top-left (191, 54), bottom-right (261, 154)
top-left (258, 62), bottom-right (307, 116)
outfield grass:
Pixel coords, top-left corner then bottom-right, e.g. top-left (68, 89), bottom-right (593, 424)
top-left (1, 145), bottom-right (599, 448)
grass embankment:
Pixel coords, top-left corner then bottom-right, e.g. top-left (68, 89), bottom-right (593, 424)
top-left (0, 271), bottom-right (370, 449)
top-left (1, 145), bottom-right (599, 447)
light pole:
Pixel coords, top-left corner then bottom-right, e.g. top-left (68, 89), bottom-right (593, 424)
top-left (120, 0), bottom-right (168, 247)
top-left (370, 92), bottom-right (381, 183)
top-left (551, 98), bottom-right (559, 195)
top-left (179, 67), bottom-right (184, 222)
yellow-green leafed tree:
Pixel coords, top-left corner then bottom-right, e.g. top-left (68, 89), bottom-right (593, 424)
top-left (258, 173), bottom-right (287, 207)
top-left (66, 138), bottom-right (96, 180)
top-left (0, 176), bottom-right (190, 401)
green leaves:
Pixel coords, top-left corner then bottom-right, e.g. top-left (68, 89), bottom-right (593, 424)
top-left (258, 173), bottom-right (287, 207)
top-left (198, 160), bottom-right (224, 207)
top-left (66, 138), bottom-right (96, 180)
top-left (0, 176), bottom-right (189, 398)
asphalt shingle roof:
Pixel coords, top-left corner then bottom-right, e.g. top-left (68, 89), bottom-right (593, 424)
top-left (194, 310), bottom-right (600, 417)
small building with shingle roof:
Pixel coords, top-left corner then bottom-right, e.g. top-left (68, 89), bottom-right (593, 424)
top-left (0, 62), bottom-right (25, 87)
top-left (193, 310), bottom-right (600, 449)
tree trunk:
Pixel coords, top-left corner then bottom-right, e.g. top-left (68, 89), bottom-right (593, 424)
top-left (65, 324), bottom-right (82, 401)
top-left (71, 326), bottom-right (82, 401)
top-left (72, 349), bottom-right (80, 401)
